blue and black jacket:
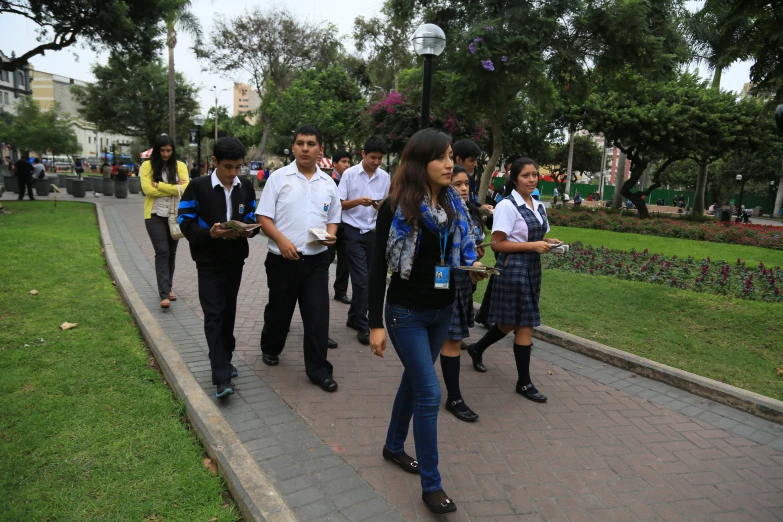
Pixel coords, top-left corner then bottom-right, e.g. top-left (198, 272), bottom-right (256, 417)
top-left (177, 175), bottom-right (258, 268)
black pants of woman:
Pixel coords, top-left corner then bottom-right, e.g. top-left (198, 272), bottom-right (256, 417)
top-left (145, 215), bottom-right (179, 300)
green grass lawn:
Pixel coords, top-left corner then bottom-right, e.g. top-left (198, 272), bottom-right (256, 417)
top-left (0, 202), bottom-right (238, 522)
top-left (476, 229), bottom-right (783, 401)
top-left (548, 226), bottom-right (783, 267)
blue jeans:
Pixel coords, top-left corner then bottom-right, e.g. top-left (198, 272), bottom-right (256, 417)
top-left (384, 303), bottom-right (453, 493)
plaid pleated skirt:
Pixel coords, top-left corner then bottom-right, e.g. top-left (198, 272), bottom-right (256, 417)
top-left (447, 269), bottom-right (475, 340)
top-left (486, 251), bottom-right (543, 327)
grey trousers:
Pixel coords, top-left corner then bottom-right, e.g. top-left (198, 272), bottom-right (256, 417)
top-left (145, 215), bottom-right (180, 300)
top-left (344, 224), bottom-right (375, 331)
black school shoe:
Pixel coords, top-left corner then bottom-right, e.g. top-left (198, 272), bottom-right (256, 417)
top-left (311, 377), bottom-right (338, 392)
top-left (357, 330), bottom-right (370, 345)
top-left (422, 490), bottom-right (457, 515)
top-left (334, 294), bottom-right (352, 305)
top-left (262, 354), bottom-right (279, 366)
top-left (382, 447), bottom-right (419, 474)
top-left (516, 382), bottom-right (547, 402)
top-left (327, 337), bottom-right (338, 349)
top-left (445, 399), bottom-right (479, 422)
top-left (466, 344), bottom-right (487, 373)
top-left (216, 380), bottom-right (235, 398)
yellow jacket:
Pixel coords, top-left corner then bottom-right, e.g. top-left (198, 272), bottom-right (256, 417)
top-left (140, 160), bottom-right (190, 219)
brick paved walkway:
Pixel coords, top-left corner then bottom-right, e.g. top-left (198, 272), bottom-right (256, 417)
top-left (8, 191), bottom-right (783, 521)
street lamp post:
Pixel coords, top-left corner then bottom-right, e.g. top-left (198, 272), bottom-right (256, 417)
top-left (735, 173), bottom-right (745, 222)
top-left (412, 24), bottom-right (446, 130)
top-left (210, 86), bottom-right (228, 141)
top-left (283, 148), bottom-right (290, 166)
top-left (192, 114), bottom-right (206, 176)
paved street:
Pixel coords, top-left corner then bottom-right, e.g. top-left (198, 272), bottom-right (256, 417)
top-left (6, 191), bottom-right (783, 521)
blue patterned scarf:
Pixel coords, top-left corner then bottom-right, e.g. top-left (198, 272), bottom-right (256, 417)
top-left (386, 185), bottom-right (479, 280)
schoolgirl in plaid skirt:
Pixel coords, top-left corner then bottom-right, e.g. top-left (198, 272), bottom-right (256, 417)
top-left (467, 158), bottom-right (561, 403)
top-left (439, 166), bottom-right (492, 423)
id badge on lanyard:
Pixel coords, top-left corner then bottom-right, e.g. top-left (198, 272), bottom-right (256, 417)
top-left (434, 229), bottom-right (450, 290)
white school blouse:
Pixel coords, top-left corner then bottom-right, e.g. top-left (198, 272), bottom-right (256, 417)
top-left (256, 162), bottom-right (341, 255)
top-left (491, 190), bottom-right (550, 243)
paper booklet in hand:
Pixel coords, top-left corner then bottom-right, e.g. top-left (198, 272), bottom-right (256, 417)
top-left (549, 242), bottom-right (570, 254)
top-left (307, 228), bottom-right (336, 244)
top-left (220, 220), bottom-right (262, 232)
top-left (457, 265), bottom-right (502, 276)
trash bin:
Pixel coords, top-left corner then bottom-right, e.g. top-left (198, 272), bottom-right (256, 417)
top-left (71, 179), bottom-right (86, 198)
top-left (114, 179), bottom-right (128, 198)
top-left (82, 176), bottom-right (94, 192)
top-left (719, 209), bottom-right (731, 222)
top-left (3, 175), bottom-right (18, 193)
top-left (35, 177), bottom-right (50, 196)
top-left (102, 178), bottom-right (114, 196)
top-left (128, 176), bottom-right (141, 194)
top-left (57, 173), bottom-right (68, 189)
top-left (65, 177), bottom-right (74, 194)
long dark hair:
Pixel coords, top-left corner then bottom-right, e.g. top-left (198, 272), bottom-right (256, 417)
top-left (150, 134), bottom-right (178, 183)
top-left (503, 157), bottom-right (539, 198)
top-left (388, 128), bottom-right (454, 223)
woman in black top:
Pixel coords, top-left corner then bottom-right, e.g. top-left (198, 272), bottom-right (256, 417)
top-left (368, 129), bottom-right (486, 515)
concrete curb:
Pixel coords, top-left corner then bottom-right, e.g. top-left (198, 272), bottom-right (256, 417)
top-left (473, 302), bottom-right (783, 425)
top-left (95, 204), bottom-right (296, 522)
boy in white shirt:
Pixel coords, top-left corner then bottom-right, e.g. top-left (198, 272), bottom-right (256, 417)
top-left (337, 136), bottom-right (390, 345)
top-left (256, 124), bottom-right (342, 392)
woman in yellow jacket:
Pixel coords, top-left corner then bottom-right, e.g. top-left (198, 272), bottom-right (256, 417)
top-left (140, 135), bottom-right (190, 309)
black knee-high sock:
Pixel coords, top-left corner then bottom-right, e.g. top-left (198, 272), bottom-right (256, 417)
top-left (472, 324), bottom-right (508, 355)
top-left (513, 343), bottom-right (532, 385)
top-left (440, 354), bottom-right (462, 403)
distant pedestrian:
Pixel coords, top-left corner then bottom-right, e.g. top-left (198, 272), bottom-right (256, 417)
top-left (32, 157), bottom-right (45, 179)
top-left (111, 162), bottom-right (118, 180)
top-left (140, 134), bottom-right (190, 309)
top-left (15, 152), bottom-right (35, 201)
top-left (177, 137), bottom-right (257, 399)
top-left (101, 161), bottom-right (111, 180)
top-left (74, 157), bottom-right (84, 177)
top-left (329, 149), bottom-right (353, 307)
top-left (553, 186), bottom-right (558, 205)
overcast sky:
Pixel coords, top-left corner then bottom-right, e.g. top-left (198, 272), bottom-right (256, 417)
top-left (0, 0), bottom-right (754, 118)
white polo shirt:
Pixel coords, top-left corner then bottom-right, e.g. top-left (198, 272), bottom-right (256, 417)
top-left (492, 190), bottom-right (550, 243)
top-left (211, 170), bottom-right (242, 222)
top-left (257, 162), bottom-right (341, 255)
top-left (337, 163), bottom-right (390, 233)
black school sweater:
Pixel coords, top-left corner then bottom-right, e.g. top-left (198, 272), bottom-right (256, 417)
top-left (177, 175), bottom-right (258, 268)
top-left (367, 199), bottom-right (455, 329)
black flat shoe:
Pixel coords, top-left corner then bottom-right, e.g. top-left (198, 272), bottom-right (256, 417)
top-left (334, 294), bottom-right (352, 305)
top-left (467, 345), bottom-right (487, 373)
top-left (357, 330), bottom-right (370, 345)
top-left (382, 447), bottom-right (419, 474)
top-left (445, 399), bottom-right (478, 422)
top-left (316, 377), bottom-right (338, 392)
top-left (327, 337), bottom-right (338, 349)
top-left (422, 490), bottom-right (457, 515)
top-left (262, 354), bottom-right (279, 366)
top-left (516, 382), bottom-right (547, 402)
top-left (346, 320), bottom-right (361, 332)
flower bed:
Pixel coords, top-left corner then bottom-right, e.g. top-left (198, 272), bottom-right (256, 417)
top-left (547, 208), bottom-right (783, 250)
top-left (543, 243), bottom-right (783, 303)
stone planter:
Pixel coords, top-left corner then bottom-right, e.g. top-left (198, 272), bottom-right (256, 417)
top-left (82, 176), bottom-right (94, 191)
top-left (102, 178), bottom-right (114, 196)
top-left (65, 177), bottom-right (74, 194)
top-left (57, 174), bottom-right (68, 189)
top-left (114, 180), bottom-right (128, 198)
top-left (3, 175), bottom-right (18, 193)
top-left (71, 179), bottom-right (86, 198)
top-left (128, 176), bottom-right (141, 194)
top-left (35, 177), bottom-right (50, 196)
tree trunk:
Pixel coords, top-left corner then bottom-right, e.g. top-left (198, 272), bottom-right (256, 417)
top-left (167, 24), bottom-right (176, 141)
top-left (252, 115), bottom-right (272, 161)
top-left (774, 162), bottom-right (783, 217)
top-left (692, 162), bottom-right (709, 215)
top-left (478, 113), bottom-right (503, 205)
top-left (565, 130), bottom-right (575, 197)
top-left (711, 66), bottom-right (723, 91)
top-left (611, 151), bottom-right (626, 209)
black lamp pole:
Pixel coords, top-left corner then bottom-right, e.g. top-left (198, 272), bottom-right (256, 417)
top-left (196, 125), bottom-right (202, 176)
top-left (421, 54), bottom-right (433, 129)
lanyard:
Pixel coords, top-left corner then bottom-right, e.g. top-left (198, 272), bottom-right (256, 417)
top-left (439, 228), bottom-right (448, 265)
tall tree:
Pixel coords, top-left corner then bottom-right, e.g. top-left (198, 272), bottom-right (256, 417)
top-left (71, 53), bottom-right (199, 146)
top-left (163, 0), bottom-right (202, 141)
top-left (197, 8), bottom-right (341, 159)
top-left (0, 97), bottom-right (79, 156)
top-left (0, 0), bottom-right (179, 71)
top-left (269, 66), bottom-right (366, 155)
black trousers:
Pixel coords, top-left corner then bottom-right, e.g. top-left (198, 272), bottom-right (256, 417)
top-left (145, 215), bottom-right (180, 300)
top-left (261, 251), bottom-right (333, 382)
top-left (328, 222), bottom-right (350, 297)
top-left (17, 173), bottom-right (34, 200)
top-left (343, 224), bottom-right (375, 331)
top-left (198, 265), bottom-right (243, 385)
